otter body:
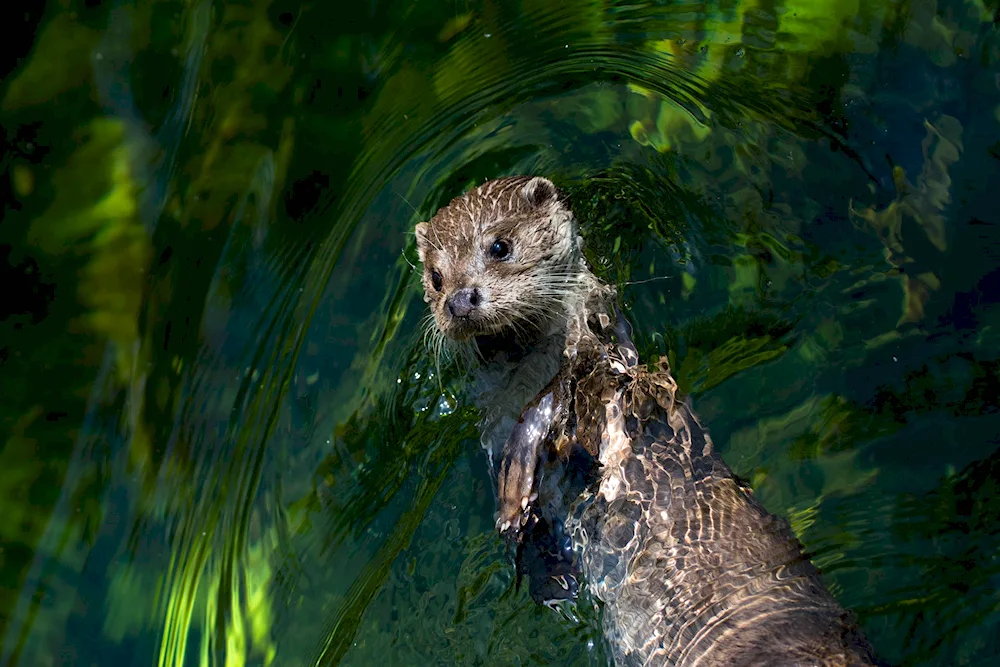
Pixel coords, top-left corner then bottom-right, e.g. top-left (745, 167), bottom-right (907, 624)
top-left (414, 177), bottom-right (879, 666)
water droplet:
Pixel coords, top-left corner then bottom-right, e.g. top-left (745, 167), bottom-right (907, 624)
top-left (484, 33), bottom-right (491, 38)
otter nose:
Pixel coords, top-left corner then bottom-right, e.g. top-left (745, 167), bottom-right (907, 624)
top-left (447, 287), bottom-right (481, 318)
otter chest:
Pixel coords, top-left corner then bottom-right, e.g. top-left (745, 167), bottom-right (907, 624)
top-left (470, 340), bottom-right (564, 465)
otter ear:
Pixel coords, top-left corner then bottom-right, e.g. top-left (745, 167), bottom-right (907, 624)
top-left (414, 222), bottom-right (429, 264)
top-left (522, 177), bottom-right (558, 208)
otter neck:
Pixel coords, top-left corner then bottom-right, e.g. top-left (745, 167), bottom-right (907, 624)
top-left (469, 262), bottom-right (607, 464)
top-left (473, 333), bottom-right (535, 365)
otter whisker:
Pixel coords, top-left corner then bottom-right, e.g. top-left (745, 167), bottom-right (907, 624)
top-left (393, 187), bottom-right (421, 217)
top-left (401, 247), bottom-right (418, 272)
top-left (623, 275), bottom-right (673, 286)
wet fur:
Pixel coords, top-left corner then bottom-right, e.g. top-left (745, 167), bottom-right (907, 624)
top-left (414, 177), bottom-right (881, 666)
top-left (414, 176), bottom-right (600, 461)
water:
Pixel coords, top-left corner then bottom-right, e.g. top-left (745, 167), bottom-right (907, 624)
top-left (2, 1), bottom-right (999, 665)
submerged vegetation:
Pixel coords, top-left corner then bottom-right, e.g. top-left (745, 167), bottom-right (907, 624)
top-left (2, 1), bottom-right (1000, 666)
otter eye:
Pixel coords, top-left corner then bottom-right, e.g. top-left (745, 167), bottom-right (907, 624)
top-left (489, 239), bottom-right (511, 260)
top-left (430, 269), bottom-right (443, 292)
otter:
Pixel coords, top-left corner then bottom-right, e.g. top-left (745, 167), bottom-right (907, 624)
top-left (414, 176), bottom-right (880, 666)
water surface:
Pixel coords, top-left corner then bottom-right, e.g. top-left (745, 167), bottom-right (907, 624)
top-left (2, 1), bottom-right (1000, 665)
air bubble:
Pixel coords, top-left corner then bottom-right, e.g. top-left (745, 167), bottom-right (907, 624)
top-left (436, 394), bottom-right (456, 418)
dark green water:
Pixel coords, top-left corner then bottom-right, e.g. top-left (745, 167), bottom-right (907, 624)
top-left (2, 0), bottom-right (1000, 665)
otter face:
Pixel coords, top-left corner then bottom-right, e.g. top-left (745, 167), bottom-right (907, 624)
top-left (414, 176), bottom-right (579, 343)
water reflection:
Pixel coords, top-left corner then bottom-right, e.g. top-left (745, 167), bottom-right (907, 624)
top-left (2, 0), bottom-right (1000, 666)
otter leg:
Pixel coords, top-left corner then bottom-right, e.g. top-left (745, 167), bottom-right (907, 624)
top-left (496, 365), bottom-right (580, 532)
top-left (497, 370), bottom-right (588, 604)
top-left (515, 510), bottom-right (580, 604)
top-left (496, 389), bottom-right (559, 534)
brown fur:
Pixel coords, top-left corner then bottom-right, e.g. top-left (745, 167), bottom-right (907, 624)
top-left (413, 177), bottom-right (881, 667)
top-left (415, 176), bottom-right (581, 342)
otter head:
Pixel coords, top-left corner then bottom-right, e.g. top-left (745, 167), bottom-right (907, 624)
top-left (414, 176), bottom-right (580, 345)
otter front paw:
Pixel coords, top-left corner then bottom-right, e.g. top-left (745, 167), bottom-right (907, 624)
top-left (496, 392), bottom-right (555, 536)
